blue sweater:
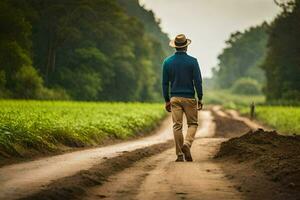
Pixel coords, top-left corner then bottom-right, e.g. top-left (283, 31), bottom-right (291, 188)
top-left (162, 51), bottom-right (203, 102)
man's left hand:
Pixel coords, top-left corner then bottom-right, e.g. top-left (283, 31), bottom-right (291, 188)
top-left (165, 102), bottom-right (171, 112)
top-left (197, 101), bottom-right (203, 110)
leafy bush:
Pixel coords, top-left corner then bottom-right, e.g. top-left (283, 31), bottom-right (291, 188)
top-left (14, 65), bottom-right (44, 99)
top-left (37, 87), bottom-right (70, 100)
top-left (231, 78), bottom-right (262, 95)
top-left (59, 68), bottom-right (102, 100)
top-left (1, 67), bottom-right (69, 100)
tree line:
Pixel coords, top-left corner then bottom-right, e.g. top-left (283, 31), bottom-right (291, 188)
top-left (212, 0), bottom-right (300, 102)
top-left (262, 0), bottom-right (300, 102)
top-left (212, 23), bottom-right (268, 92)
top-left (0, 0), bottom-right (172, 101)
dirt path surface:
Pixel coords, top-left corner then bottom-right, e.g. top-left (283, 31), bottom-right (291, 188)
top-left (212, 106), bottom-right (264, 130)
top-left (20, 109), bottom-right (243, 200)
top-left (80, 108), bottom-right (245, 200)
top-left (0, 116), bottom-right (173, 200)
top-left (84, 138), bottom-right (242, 200)
top-left (0, 110), bottom-right (217, 200)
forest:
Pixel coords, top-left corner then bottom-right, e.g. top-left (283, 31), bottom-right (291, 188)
top-left (0, 0), bottom-right (172, 101)
top-left (0, 0), bottom-right (299, 103)
top-left (212, 0), bottom-right (300, 103)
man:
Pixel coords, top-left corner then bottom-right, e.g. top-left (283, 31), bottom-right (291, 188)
top-left (162, 34), bottom-right (203, 162)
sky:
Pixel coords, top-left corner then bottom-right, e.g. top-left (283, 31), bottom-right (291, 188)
top-left (139, 0), bottom-right (281, 77)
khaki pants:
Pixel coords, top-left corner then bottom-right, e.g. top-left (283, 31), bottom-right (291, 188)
top-left (170, 97), bottom-right (198, 155)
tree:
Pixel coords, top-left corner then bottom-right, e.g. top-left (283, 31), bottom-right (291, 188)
top-left (261, 0), bottom-right (300, 101)
top-left (212, 23), bottom-right (268, 89)
top-left (231, 78), bottom-right (262, 95)
top-left (0, 0), bottom-right (44, 98)
top-left (0, 0), bottom-right (171, 101)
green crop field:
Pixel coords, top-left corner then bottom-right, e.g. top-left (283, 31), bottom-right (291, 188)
top-left (240, 106), bottom-right (300, 135)
top-left (204, 90), bottom-right (265, 109)
top-left (0, 100), bottom-right (166, 157)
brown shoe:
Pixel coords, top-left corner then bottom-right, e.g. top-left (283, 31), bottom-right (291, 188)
top-left (182, 144), bottom-right (193, 162)
top-left (175, 154), bottom-right (184, 162)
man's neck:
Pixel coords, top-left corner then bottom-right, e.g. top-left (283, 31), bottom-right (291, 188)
top-left (175, 50), bottom-right (187, 54)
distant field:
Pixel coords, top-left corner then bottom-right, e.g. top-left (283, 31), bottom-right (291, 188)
top-left (0, 101), bottom-right (166, 157)
top-left (240, 106), bottom-right (300, 135)
top-left (204, 90), bottom-right (300, 134)
top-left (204, 90), bottom-right (265, 108)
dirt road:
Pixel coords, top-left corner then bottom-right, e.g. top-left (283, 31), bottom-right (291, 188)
top-left (81, 108), bottom-right (251, 200)
top-left (0, 116), bottom-right (172, 200)
top-left (0, 109), bottom-right (223, 200)
top-left (2, 107), bottom-right (275, 200)
top-left (83, 138), bottom-right (242, 200)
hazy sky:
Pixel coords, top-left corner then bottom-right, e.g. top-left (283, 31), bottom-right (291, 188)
top-left (140, 0), bottom-right (281, 77)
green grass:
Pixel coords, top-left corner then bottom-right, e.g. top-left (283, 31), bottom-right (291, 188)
top-left (240, 106), bottom-right (300, 135)
top-left (0, 100), bottom-right (166, 157)
top-left (204, 89), bottom-right (265, 109)
top-left (204, 90), bottom-right (300, 134)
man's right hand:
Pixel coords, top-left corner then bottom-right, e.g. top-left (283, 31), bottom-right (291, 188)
top-left (197, 100), bottom-right (203, 110)
top-left (165, 102), bottom-right (171, 112)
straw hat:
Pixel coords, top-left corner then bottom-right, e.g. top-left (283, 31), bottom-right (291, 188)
top-left (169, 34), bottom-right (191, 48)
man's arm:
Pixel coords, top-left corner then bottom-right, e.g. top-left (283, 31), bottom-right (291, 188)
top-left (162, 61), bottom-right (170, 102)
top-left (193, 59), bottom-right (203, 100)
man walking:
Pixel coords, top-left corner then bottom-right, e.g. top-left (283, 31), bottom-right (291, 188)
top-left (162, 34), bottom-right (203, 162)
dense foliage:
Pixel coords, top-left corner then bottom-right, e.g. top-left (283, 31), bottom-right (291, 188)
top-left (0, 100), bottom-right (166, 157)
top-left (118, 0), bottom-right (173, 97)
top-left (118, 0), bottom-right (172, 54)
top-left (0, 0), bottom-right (171, 101)
top-left (212, 24), bottom-right (268, 89)
top-left (261, 0), bottom-right (300, 101)
top-left (213, 0), bottom-right (300, 103)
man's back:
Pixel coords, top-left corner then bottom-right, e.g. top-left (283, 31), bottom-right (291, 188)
top-left (162, 51), bottom-right (202, 102)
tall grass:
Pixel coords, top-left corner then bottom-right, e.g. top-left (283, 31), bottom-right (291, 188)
top-left (240, 106), bottom-right (300, 135)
